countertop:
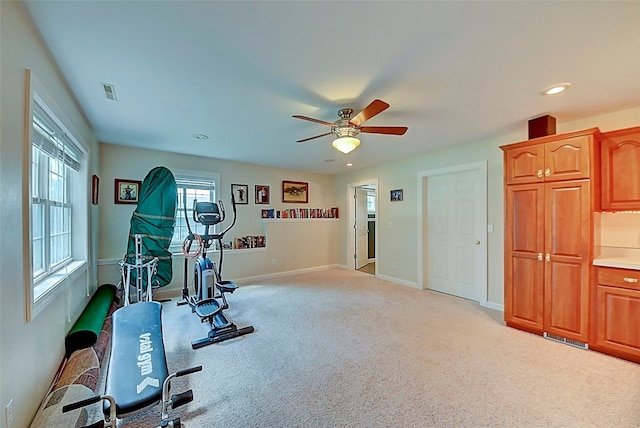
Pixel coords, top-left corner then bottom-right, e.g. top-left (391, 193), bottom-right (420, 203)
top-left (593, 257), bottom-right (640, 270)
top-left (593, 247), bottom-right (640, 270)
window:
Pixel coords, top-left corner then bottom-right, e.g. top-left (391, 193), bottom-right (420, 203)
top-left (171, 173), bottom-right (219, 249)
top-left (367, 193), bottom-right (376, 214)
top-left (27, 75), bottom-right (88, 319)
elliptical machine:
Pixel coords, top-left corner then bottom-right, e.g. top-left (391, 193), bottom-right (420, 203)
top-left (178, 194), bottom-right (254, 349)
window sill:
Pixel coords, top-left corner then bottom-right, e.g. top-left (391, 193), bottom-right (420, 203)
top-left (31, 260), bottom-right (87, 320)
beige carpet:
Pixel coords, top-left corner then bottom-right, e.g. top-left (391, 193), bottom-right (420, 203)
top-left (107, 269), bottom-right (639, 427)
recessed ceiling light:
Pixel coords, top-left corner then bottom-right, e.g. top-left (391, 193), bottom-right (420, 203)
top-left (346, 163), bottom-right (353, 167)
top-left (193, 133), bottom-right (209, 140)
top-left (542, 83), bottom-right (571, 95)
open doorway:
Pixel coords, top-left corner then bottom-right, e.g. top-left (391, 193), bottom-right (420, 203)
top-left (348, 180), bottom-right (378, 276)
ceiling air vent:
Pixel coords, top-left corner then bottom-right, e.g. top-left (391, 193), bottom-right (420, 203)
top-left (102, 83), bottom-right (117, 101)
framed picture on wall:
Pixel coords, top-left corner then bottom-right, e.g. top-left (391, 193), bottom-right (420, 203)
top-left (255, 185), bottom-right (270, 204)
top-left (231, 184), bottom-right (249, 204)
top-left (390, 189), bottom-right (403, 202)
top-left (91, 174), bottom-right (100, 205)
top-left (114, 179), bottom-right (141, 204)
top-left (282, 180), bottom-right (308, 203)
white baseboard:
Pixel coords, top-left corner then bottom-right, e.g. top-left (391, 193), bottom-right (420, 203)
top-left (484, 301), bottom-right (504, 312)
top-left (234, 264), bottom-right (343, 284)
top-left (376, 274), bottom-right (420, 289)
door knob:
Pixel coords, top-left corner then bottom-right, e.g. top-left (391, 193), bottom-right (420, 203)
top-left (474, 240), bottom-right (480, 245)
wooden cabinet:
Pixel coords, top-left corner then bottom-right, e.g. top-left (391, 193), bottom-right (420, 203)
top-left (502, 129), bottom-right (597, 343)
top-left (601, 126), bottom-right (640, 210)
top-left (505, 180), bottom-right (591, 341)
top-left (504, 130), bottom-right (596, 185)
top-left (591, 266), bottom-right (640, 363)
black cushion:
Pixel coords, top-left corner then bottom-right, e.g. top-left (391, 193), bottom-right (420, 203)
top-left (104, 302), bottom-right (168, 417)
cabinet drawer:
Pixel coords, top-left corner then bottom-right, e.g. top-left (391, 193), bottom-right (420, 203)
top-left (597, 266), bottom-right (640, 290)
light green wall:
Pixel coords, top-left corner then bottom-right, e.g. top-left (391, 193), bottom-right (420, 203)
top-left (333, 106), bottom-right (640, 307)
top-left (0, 3), bottom-right (99, 428)
top-left (98, 143), bottom-right (340, 298)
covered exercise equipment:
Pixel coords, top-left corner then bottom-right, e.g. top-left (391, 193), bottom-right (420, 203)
top-left (123, 166), bottom-right (177, 298)
top-left (179, 193), bottom-right (254, 349)
top-left (62, 168), bottom-right (201, 427)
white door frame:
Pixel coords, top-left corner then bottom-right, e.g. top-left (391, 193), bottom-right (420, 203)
top-left (417, 161), bottom-right (488, 306)
top-left (347, 179), bottom-right (378, 274)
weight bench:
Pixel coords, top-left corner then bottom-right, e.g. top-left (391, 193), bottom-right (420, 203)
top-left (63, 301), bottom-right (201, 427)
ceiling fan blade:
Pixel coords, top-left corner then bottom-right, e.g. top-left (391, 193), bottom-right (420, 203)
top-left (360, 126), bottom-right (408, 135)
top-left (292, 115), bottom-right (334, 127)
top-left (296, 131), bottom-right (333, 143)
top-left (349, 99), bottom-right (390, 126)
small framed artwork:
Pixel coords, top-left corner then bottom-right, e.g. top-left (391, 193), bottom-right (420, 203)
top-left (91, 174), bottom-right (100, 205)
top-left (255, 185), bottom-right (270, 204)
top-left (390, 189), bottom-right (403, 202)
top-left (282, 180), bottom-right (309, 203)
top-left (114, 179), bottom-right (141, 204)
top-left (231, 184), bottom-right (249, 205)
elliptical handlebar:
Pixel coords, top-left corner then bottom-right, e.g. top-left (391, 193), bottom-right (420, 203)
top-left (218, 194), bottom-right (237, 238)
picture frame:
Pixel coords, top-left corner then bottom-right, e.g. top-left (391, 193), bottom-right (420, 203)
top-left (91, 174), bottom-right (100, 205)
top-left (231, 184), bottom-right (249, 205)
top-left (282, 180), bottom-right (309, 203)
top-left (255, 185), bottom-right (270, 204)
top-left (390, 189), bottom-right (403, 202)
top-left (114, 179), bottom-right (141, 204)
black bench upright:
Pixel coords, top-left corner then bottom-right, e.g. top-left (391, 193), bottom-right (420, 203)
top-left (105, 301), bottom-right (168, 416)
top-left (63, 301), bottom-right (201, 428)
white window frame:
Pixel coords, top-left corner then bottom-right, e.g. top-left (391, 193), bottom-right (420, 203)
top-left (24, 70), bottom-right (89, 321)
top-left (171, 170), bottom-right (220, 252)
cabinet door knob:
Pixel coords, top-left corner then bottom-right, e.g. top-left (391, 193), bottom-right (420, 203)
top-left (545, 168), bottom-right (550, 177)
top-left (623, 277), bottom-right (639, 283)
top-left (537, 169), bottom-right (543, 178)
top-left (545, 254), bottom-right (551, 262)
top-left (537, 253), bottom-right (543, 261)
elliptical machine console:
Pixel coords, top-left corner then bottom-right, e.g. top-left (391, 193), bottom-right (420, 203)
top-left (179, 194), bottom-right (254, 349)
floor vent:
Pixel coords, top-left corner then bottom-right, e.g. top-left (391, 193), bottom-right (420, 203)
top-left (544, 332), bottom-right (588, 350)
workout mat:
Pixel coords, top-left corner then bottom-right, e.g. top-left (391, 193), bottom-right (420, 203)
top-left (65, 283), bottom-right (117, 355)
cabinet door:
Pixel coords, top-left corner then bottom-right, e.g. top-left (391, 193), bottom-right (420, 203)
top-left (601, 126), bottom-right (640, 210)
top-left (594, 284), bottom-right (640, 363)
top-left (545, 135), bottom-right (592, 182)
top-left (505, 184), bottom-right (544, 332)
top-left (504, 145), bottom-right (545, 185)
top-left (543, 180), bottom-right (590, 342)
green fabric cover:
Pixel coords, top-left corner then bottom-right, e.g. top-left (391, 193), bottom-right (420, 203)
top-left (65, 283), bottom-right (117, 355)
top-left (125, 166), bottom-right (177, 289)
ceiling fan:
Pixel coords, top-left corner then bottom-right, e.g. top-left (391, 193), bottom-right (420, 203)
top-left (292, 99), bottom-right (408, 153)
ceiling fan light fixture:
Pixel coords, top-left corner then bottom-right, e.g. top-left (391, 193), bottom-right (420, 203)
top-left (332, 136), bottom-right (360, 154)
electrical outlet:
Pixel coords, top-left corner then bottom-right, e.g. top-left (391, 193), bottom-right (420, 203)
top-left (5, 399), bottom-right (14, 428)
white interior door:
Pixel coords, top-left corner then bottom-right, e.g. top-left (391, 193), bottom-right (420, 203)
top-left (355, 187), bottom-right (369, 269)
top-left (426, 169), bottom-right (484, 301)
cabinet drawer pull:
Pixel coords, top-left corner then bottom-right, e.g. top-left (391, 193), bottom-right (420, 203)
top-left (623, 277), bottom-right (639, 283)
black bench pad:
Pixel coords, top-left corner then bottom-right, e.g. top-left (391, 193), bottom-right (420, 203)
top-left (104, 301), bottom-right (168, 417)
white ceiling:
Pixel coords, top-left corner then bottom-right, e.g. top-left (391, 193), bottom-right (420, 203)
top-left (23, 1), bottom-right (640, 175)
